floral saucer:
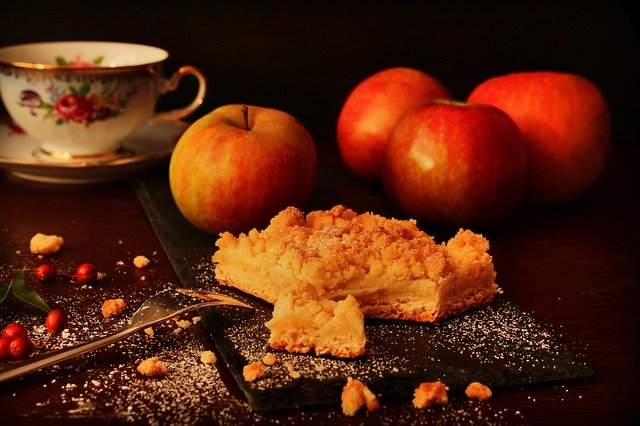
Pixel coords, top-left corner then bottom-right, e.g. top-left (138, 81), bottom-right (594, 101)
top-left (0, 118), bottom-right (188, 184)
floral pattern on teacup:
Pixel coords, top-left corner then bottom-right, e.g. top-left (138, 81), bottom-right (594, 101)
top-left (55, 55), bottom-right (104, 68)
top-left (18, 82), bottom-right (137, 126)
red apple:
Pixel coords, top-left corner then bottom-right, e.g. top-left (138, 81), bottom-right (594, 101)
top-left (381, 100), bottom-right (527, 228)
top-left (467, 71), bottom-right (611, 207)
top-left (169, 104), bottom-right (317, 234)
top-left (337, 67), bottom-right (452, 181)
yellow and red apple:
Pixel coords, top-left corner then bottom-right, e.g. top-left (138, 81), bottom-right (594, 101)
top-left (467, 71), bottom-right (611, 207)
top-left (381, 100), bottom-right (528, 228)
top-left (169, 104), bottom-right (317, 234)
top-left (337, 67), bottom-right (451, 181)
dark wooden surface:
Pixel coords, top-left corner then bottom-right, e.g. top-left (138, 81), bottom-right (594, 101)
top-left (1, 2), bottom-right (638, 423)
top-left (0, 138), bottom-right (638, 425)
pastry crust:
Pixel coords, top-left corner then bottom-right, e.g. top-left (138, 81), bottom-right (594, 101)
top-left (213, 205), bottom-right (501, 323)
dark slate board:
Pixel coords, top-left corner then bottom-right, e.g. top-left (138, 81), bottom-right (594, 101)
top-left (132, 167), bottom-right (593, 412)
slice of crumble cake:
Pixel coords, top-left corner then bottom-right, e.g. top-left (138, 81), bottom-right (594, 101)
top-left (213, 204), bottom-right (500, 323)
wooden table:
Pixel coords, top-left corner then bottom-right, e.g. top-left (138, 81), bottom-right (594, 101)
top-left (0, 139), bottom-right (638, 425)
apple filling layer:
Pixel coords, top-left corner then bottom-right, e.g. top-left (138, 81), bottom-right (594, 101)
top-left (213, 205), bottom-right (501, 323)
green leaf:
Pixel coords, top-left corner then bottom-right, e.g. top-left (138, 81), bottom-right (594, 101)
top-left (79, 83), bottom-right (90, 96)
top-left (55, 56), bottom-right (67, 65)
top-left (8, 269), bottom-right (52, 313)
top-left (0, 283), bottom-right (10, 304)
top-left (69, 85), bottom-right (79, 95)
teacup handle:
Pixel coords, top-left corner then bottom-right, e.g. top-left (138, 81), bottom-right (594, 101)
top-left (153, 65), bottom-right (207, 122)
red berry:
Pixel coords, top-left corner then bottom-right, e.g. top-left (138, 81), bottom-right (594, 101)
top-left (35, 264), bottom-right (57, 282)
top-left (9, 336), bottom-right (35, 360)
top-left (0, 337), bottom-right (12, 362)
top-left (45, 309), bottom-right (69, 334)
top-left (76, 263), bottom-right (97, 284)
top-left (2, 322), bottom-right (27, 339)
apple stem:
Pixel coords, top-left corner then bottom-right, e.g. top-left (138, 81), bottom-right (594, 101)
top-left (241, 105), bottom-right (249, 130)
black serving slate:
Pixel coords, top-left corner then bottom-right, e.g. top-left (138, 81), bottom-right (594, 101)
top-left (133, 167), bottom-right (593, 412)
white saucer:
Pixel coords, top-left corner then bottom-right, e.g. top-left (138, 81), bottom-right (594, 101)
top-left (0, 119), bottom-right (189, 184)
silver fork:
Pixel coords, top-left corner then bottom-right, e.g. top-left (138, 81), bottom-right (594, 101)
top-left (0, 288), bottom-right (252, 384)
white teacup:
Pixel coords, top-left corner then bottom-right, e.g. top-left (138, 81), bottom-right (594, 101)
top-left (0, 41), bottom-right (206, 159)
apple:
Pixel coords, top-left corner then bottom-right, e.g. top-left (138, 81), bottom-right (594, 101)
top-left (169, 104), bottom-right (317, 234)
top-left (381, 100), bottom-right (527, 228)
top-left (337, 67), bottom-right (452, 181)
top-left (467, 71), bottom-right (611, 207)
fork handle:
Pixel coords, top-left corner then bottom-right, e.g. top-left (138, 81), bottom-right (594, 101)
top-left (0, 326), bottom-right (137, 384)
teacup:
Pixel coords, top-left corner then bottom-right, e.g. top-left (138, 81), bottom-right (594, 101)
top-left (0, 41), bottom-right (206, 160)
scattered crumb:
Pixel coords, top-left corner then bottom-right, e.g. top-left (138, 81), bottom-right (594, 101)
top-left (284, 361), bottom-right (301, 379)
top-left (29, 233), bottom-right (64, 254)
top-left (262, 353), bottom-right (277, 366)
top-left (136, 357), bottom-right (167, 377)
top-left (465, 382), bottom-right (492, 400)
top-left (144, 327), bottom-right (154, 337)
top-left (341, 377), bottom-right (380, 416)
top-left (242, 361), bottom-right (266, 383)
top-left (133, 255), bottom-right (150, 269)
top-left (116, 260), bottom-right (125, 266)
top-left (175, 319), bottom-right (191, 329)
top-left (200, 351), bottom-right (217, 365)
top-left (314, 363), bottom-right (327, 372)
top-left (192, 316), bottom-right (201, 324)
top-left (101, 298), bottom-right (127, 318)
top-left (96, 272), bottom-right (105, 280)
top-left (412, 381), bottom-right (449, 408)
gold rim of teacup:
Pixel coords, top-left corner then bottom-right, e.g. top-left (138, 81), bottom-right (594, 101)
top-left (0, 60), bottom-right (164, 73)
top-left (0, 41), bottom-right (169, 72)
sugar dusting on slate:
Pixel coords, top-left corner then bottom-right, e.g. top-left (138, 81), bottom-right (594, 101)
top-left (1, 244), bottom-right (586, 424)
top-left (195, 254), bottom-right (591, 413)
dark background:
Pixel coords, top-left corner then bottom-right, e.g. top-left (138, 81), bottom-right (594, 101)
top-left (2, 1), bottom-right (638, 147)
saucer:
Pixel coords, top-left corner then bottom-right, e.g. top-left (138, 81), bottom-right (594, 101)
top-left (0, 119), bottom-right (189, 184)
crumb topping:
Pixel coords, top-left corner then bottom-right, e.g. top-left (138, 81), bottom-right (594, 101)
top-left (101, 298), bottom-right (127, 318)
top-left (137, 357), bottom-right (167, 377)
top-left (262, 353), bottom-right (277, 366)
top-left (412, 381), bottom-right (449, 408)
top-left (341, 377), bottom-right (380, 416)
top-left (465, 381), bottom-right (492, 400)
top-left (242, 361), bottom-right (266, 383)
top-left (200, 351), bottom-right (217, 365)
top-left (133, 255), bottom-right (150, 268)
top-left (29, 233), bottom-right (64, 255)
top-left (284, 361), bottom-right (301, 379)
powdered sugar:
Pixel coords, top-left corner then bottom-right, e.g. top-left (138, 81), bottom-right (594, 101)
top-left (1, 226), bottom-right (587, 425)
